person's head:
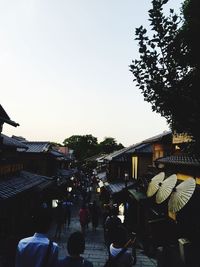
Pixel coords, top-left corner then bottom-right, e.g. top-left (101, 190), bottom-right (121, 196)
top-left (67, 231), bottom-right (85, 256)
top-left (33, 208), bottom-right (52, 233)
top-left (112, 225), bottom-right (128, 247)
top-left (81, 202), bottom-right (86, 209)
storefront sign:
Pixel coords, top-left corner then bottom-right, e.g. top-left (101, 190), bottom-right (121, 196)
top-left (173, 133), bottom-right (193, 144)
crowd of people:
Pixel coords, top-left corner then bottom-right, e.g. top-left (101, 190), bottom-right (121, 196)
top-left (14, 172), bottom-right (136, 267)
top-left (15, 207), bottom-right (135, 267)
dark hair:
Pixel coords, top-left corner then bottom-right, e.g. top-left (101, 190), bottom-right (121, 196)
top-left (67, 231), bottom-right (85, 255)
top-left (111, 207), bottom-right (118, 216)
top-left (33, 208), bottom-right (52, 233)
top-left (112, 225), bottom-right (128, 247)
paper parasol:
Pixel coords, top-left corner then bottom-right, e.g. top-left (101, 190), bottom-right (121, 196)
top-left (156, 174), bottom-right (177, 204)
top-left (147, 172), bottom-right (165, 197)
top-left (168, 177), bottom-right (196, 213)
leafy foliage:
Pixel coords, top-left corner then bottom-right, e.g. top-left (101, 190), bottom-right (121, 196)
top-left (63, 135), bottom-right (98, 162)
top-left (99, 137), bottom-right (124, 154)
top-left (63, 135), bottom-right (124, 163)
top-left (130, 0), bottom-right (200, 154)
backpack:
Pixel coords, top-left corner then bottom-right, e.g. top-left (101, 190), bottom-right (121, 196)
top-left (104, 234), bottom-right (137, 267)
top-left (105, 216), bottom-right (121, 231)
top-left (103, 248), bottom-right (127, 267)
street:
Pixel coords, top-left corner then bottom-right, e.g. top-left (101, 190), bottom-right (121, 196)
top-left (47, 194), bottom-right (157, 267)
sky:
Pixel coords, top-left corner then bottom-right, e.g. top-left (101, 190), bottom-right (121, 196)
top-left (1, 0), bottom-right (182, 147)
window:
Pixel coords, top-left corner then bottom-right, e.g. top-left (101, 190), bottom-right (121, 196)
top-left (132, 156), bottom-right (138, 179)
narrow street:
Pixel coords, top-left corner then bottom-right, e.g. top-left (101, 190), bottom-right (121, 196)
top-left (47, 193), bottom-right (157, 267)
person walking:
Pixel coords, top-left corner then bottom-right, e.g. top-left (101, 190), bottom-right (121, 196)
top-left (57, 231), bottom-right (93, 267)
top-left (104, 206), bottom-right (122, 251)
top-left (63, 198), bottom-right (73, 228)
top-left (55, 200), bottom-right (65, 239)
top-left (108, 225), bottom-right (134, 267)
top-left (15, 208), bottom-right (58, 267)
top-left (89, 200), bottom-right (100, 230)
top-left (79, 203), bottom-right (90, 234)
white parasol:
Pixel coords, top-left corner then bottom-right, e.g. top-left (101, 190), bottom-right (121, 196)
top-left (156, 174), bottom-right (177, 204)
top-left (147, 172), bottom-right (165, 197)
top-left (168, 177), bottom-right (196, 213)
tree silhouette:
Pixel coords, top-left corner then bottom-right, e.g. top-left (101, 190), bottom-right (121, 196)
top-left (130, 0), bottom-right (200, 154)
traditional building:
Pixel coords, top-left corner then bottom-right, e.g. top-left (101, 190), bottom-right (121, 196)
top-left (0, 105), bottom-right (54, 265)
top-left (154, 133), bottom-right (200, 265)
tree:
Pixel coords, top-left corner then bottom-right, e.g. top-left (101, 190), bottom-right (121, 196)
top-left (63, 135), bottom-right (124, 168)
top-left (174, 0), bottom-right (200, 152)
top-left (130, 0), bottom-right (200, 154)
top-left (99, 137), bottom-right (124, 154)
top-left (63, 135), bottom-right (99, 162)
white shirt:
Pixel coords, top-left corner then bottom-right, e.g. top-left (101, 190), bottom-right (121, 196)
top-left (15, 233), bottom-right (58, 267)
top-left (110, 243), bottom-right (123, 257)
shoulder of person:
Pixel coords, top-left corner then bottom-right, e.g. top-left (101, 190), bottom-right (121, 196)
top-left (18, 235), bottom-right (32, 243)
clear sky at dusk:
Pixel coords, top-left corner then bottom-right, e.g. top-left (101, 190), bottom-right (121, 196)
top-left (1, 0), bottom-right (182, 147)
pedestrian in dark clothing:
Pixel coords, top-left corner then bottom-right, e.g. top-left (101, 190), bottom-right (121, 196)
top-left (81, 188), bottom-right (87, 203)
top-left (89, 200), bottom-right (100, 230)
top-left (104, 207), bottom-right (122, 251)
top-left (109, 225), bottom-right (134, 267)
top-left (55, 201), bottom-right (65, 239)
top-left (86, 189), bottom-right (92, 203)
top-left (57, 231), bottom-right (93, 267)
top-left (102, 204), bottom-right (111, 226)
top-left (79, 203), bottom-right (90, 235)
top-left (63, 199), bottom-right (73, 228)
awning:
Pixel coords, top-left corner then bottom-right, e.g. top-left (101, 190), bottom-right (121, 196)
top-left (97, 172), bottom-right (107, 181)
top-left (104, 181), bottom-right (131, 194)
top-left (36, 179), bottom-right (55, 191)
top-left (57, 169), bottom-right (74, 178)
top-left (128, 189), bottom-right (147, 201)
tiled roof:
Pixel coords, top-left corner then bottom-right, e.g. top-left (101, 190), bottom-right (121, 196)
top-left (57, 169), bottom-right (74, 178)
top-left (0, 171), bottom-right (54, 199)
top-left (1, 134), bottom-right (28, 149)
top-left (85, 153), bottom-right (107, 162)
top-left (50, 150), bottom-right (71, 161)
top-left (156, 155), bottom-right (200, 167)
top-left (142, 130), bottom-right (172, 143)
top-left (103, 147), bottom-right (130, 161)
top-left (126, 143), bottom-right (152, 154)
top-left (22, 142), bottom-right (51, 153)
top-left (96, 154), bottom-right (109, 163)
top-left (124, 131), bottom-right (171, 155)
top-left (104, 181), bottom-right (134, 194)
top-left (0, 105), bottom-right (19, 127)
top-left (99, 131), bottom-right (171, 162)
top-left (11, 135), bottom-right (27, 142)
top-left (36, 179), bottom-right (54, 191)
